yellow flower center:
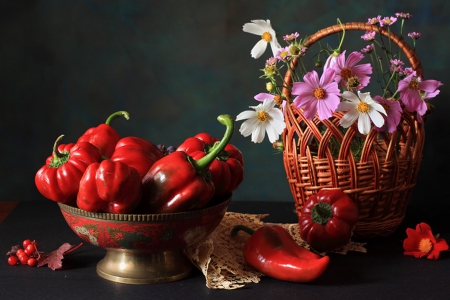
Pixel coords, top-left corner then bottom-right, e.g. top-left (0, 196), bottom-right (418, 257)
top-left (262, 32), bottom-right (272, 42)
top-left (314, 87), bottom-right (326, 99)
top-left (341, 68), bottom-right (353, 80)
top-left (273, 94), bottom-right (283, 105)
top-left (346, 76), bottom-right (360, 90)
top-left (257, 111), bottom-right (269, 122)
top-left (357, 102), bottom-right (370, 113)
top-left (419, 238), bottom-right (433, 254)
top-left (408, 80), bottom-right (419, 90)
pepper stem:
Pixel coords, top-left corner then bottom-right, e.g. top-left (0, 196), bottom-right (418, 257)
top-left (105, 111), bottom-right (130, 125)
top-left (230, 225), bottom-right (255, 237)
top-left (48, 135), bottom-right (70, 168)
top-left (312, 202), bottom-right (333, 225)
top-left (190, 114), bottom-right (234, 172)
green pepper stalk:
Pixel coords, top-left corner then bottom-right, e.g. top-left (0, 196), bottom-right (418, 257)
top-left (77, 110), bottom-right (130, 158)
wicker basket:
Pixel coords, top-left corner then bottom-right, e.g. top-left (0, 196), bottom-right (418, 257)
top-left (282, 22), bottom-right (425, 238)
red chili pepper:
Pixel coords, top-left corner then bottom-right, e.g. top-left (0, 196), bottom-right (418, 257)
top-left (141, 114), bottom-right (234, 213)
top-left (77, 111), bottom-right (129, 158)
top-left (76, 160), bottom-right (142, 213)
top-left (35, 135), bottom-right (102, 204)
top-left (109, 136), bottom-right (164, 179)
top-left (176, 132), bottom-right (244, 197)
top-left (231, 225), bottom-right (329, 283)
top-left (299, 189), bottom-right (359, 252)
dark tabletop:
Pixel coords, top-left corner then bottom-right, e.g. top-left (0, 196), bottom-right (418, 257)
top-left (1, 200), bottom-right (449, 300)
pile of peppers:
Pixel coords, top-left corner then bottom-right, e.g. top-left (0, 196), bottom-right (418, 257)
top-left (35, 111), bottom-right (243, 214)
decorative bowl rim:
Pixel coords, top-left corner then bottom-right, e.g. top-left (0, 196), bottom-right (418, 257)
top-left (57, 194), bottom-right (232, 222)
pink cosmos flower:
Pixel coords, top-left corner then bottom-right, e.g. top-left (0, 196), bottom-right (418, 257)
top-left (291, 69), bottom-right (341, 120)
top-left (326, 50), bottom-right (372, 91)
top-left (397, 72), bottom-right (443, 114)
top-left (373, 96), bottom-right (402, 133)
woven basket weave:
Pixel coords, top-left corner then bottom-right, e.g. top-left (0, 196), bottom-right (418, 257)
top-left (282, 22), bottom-right (425, 238)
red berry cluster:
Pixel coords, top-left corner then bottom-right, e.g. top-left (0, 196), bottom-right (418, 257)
top-left (7, 239), bottom-right (39, 267)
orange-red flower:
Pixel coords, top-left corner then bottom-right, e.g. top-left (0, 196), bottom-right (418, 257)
top-left (403, 222), bottom-right (448, 260)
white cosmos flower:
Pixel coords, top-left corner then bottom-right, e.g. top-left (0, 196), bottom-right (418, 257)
top-left (337, 91), bottom-right (386, 135)
top-left (236, 99), bottom-right (286, 143)
top-left (243, 19), bottom-right (281, 59)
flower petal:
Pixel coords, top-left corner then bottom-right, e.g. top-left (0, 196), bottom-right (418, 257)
top-left (358, 113), bottom-right (371, 134)
top-left (340, 109), bottom-right (359, 128)
top-left (341, 91), bottom-right (360, 103)
top-left (243, 20), bottom-right (267, 35)
top-left (251, 39), bottom-right (268, 59)
top-left (236, 110), bottom-right (256, 121)
top-left (254, 93), bottom-right (274, 102)
top-left (368, 110), bottom-right (385, 128)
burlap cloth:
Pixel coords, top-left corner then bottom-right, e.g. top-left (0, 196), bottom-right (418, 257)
top-left (184, 212), bottom-right (367, 289)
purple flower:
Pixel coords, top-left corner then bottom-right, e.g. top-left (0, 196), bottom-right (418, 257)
top-left (361, 44), bottom-right (374, 54)
top-left (395, 12), bottom-right (412, 19)
top-left (361, 31), bottom-right (376, 41)
top-left (390, 59), bottom-right (405, 74)
top-left (291, 69), bottom-right (341, 120)
top-left (373, 96), bottom-right (402, 133)
top-left (367, 16), bottom-right (382, 25)
top-left (379, 16), bottom-right (397, 27)
top-left (397, 73), bottom-right (443, 115)
top-left (276, 46), bottom-right (292, 61)
top-left (408, 32), bottom-right (421, 40)
top-left (283, 32), bottom-right (299, 41)
top-left (326, 50), bottom-right (372, 91)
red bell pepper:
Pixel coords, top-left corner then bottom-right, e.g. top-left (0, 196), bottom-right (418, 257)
top-left (299, 189), bottom-right (359, 252)
top-left (77, 111), bottom-right (129, 158)
top-left (176, 132), bottom-right (244, 197)
top-left (110, 136), bottom-right (164, 179)
top-left (76, 160), bottom-right (142, 213)
top-left (35, 135), bottom-right (102, 204)
top-left (141, 114), bottom-right (234, 213)
top-left (231, 225), bottom-right (329, 283)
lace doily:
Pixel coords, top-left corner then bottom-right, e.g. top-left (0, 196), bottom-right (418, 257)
top-left (184, 212), bottom-right (367, 289)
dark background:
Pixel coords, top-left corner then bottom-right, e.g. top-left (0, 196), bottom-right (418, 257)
top-left (1, 0), bottom-right (449, 205)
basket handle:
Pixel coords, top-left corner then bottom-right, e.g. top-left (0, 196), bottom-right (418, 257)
top-left (282, 22), bottom-right (423, 99)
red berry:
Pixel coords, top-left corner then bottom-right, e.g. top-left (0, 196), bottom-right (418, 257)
top-left (25, 244), bottom-right (36, 256)
top-left (18, 254), bottom-right (29, 264)
top-left (16, 249), bottom-right (25, 257)
top-left (23, 239), bottom-right (32, 248)
top-left (27, 258), bottom-right (37, 267)
top-left (7, 256), bottom-right (18, 266)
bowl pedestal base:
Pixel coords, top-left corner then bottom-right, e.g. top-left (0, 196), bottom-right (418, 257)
top-left (96, 249), bottom-right (193, 284)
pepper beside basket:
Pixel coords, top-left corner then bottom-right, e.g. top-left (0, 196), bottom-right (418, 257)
top-left (282, 22), bottom-right (425, 238)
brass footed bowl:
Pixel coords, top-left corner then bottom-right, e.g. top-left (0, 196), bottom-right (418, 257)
top-left (58, 195), bottom-right (231, 284)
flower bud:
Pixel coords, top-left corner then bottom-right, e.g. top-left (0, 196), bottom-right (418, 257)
top-left (272, 141), bottom-right (284, 152)
top-left (266, 82), bottom-right (275, 92)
